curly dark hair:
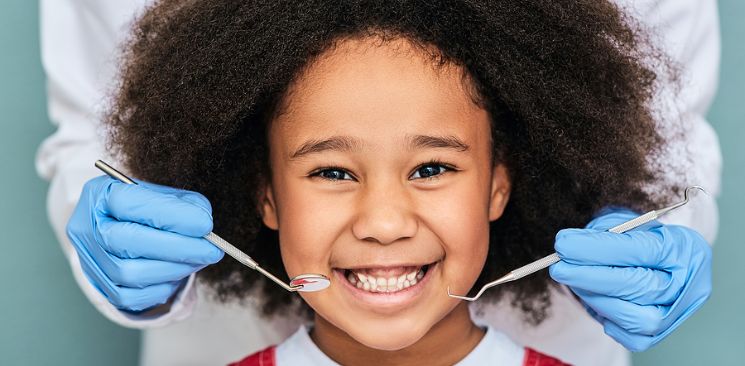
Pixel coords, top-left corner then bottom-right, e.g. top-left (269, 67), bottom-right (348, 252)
top-left (107, 0), bottom-right (677, 322)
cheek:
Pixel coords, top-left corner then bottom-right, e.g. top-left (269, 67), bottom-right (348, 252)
top-left (274, 182), bottom-right (352, 276)
top-left (424, 179), bottom-right (491, 284)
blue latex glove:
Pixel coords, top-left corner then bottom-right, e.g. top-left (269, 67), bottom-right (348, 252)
top-left (549, 208), bottom-right (712, 352)
top-left (66, 176), bottom-right (224, 312)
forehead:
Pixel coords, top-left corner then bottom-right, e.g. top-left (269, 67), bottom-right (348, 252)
top-left (271, 37), bottom-right (489, 152)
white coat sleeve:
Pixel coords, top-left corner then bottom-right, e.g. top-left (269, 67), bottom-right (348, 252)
top-left (619, 0), bottom-right (722, 243)
top-left (35, 0), bottom-right (199, 328)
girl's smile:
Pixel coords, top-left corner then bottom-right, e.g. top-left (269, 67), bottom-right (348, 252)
top-left (334, 261), bottom-right (439, 313)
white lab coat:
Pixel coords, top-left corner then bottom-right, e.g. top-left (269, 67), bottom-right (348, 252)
top-left (36, 1), bottom-right (722, 365)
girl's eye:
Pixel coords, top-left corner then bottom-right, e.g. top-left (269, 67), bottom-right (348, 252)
top-left (310, 162), bottom-right (454, 182)
top-left (311, 168), bottom-right (354, 181)
top-left (410, 163), bottom-right (452, 180)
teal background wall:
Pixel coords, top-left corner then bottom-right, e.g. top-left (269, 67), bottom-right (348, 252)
top-left (0, 1), bottom-right (140, 365)
top-left (0, 1), bottom-right (741, 365)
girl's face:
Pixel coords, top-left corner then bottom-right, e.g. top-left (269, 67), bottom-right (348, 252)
top-left (261, 37), bottom-right (510, 354)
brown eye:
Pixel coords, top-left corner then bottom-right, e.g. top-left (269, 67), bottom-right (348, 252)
top-left (312, 168), bottom-right (353, 181)
top-left (410, 164), bottom-right (451, 180)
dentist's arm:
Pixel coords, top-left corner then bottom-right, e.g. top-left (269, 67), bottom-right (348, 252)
top-left (550, 0), bottom-right (721, 351)
top-left (36, 0), bottom-right (205, 327)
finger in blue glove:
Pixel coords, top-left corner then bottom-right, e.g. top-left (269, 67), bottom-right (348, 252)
top-left (549, 208), bottom-right (712, 352)
top-left (67, 175), bottom-right (225, 312)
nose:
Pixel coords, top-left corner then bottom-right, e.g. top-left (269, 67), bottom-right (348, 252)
top-left (351, 180), bottom-right (418, 245)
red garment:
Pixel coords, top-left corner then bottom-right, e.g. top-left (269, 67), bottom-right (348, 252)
top-left (523, 348), bottom-right (570, 366)
top-left (229, 346), bottom-right (570, 366)
top-left (230, 346), bottom-right (275, 366)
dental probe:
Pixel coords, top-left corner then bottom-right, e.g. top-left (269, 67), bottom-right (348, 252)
top-left (94, 160), bottom-right (331, 293)
top-left (448, 186), bottom-right (707, 302)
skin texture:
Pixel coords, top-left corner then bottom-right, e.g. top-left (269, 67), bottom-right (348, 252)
top-left (259, 38), bottom-right (510, 362)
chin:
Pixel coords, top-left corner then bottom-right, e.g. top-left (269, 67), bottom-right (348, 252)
top-left (343, 316), bottom-right (432, 351)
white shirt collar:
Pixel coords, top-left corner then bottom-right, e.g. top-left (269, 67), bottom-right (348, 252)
top-left (275, 325), bottom-right (524, 366)
top-left (275, 325), bottom-right (338, 366)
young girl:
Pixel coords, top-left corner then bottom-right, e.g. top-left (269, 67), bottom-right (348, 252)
top-left (105, 0), bottom-right (673, 364)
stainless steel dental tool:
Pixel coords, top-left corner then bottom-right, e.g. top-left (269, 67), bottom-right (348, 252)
top-left (447, 186), bottom-right (707, 302)
top-left (95, 160), bottom-right (331, 293)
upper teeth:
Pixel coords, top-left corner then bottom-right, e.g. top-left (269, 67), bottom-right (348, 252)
top-left (346, 267), bottom-right (426, 293)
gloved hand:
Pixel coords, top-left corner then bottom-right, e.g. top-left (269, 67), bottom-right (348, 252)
top-left (549, 208), bottom-right (712, 352)
top-left (66, 175), bottom-right (224, 312)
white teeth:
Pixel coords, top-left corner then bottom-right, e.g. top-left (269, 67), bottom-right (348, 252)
top-left (346, 266), bottom-right (429, 293)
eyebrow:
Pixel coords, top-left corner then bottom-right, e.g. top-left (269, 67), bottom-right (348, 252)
top-left (289, 134), bottom-right (470, 160)
top-left (410, 134), bottom-right (470, 152)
